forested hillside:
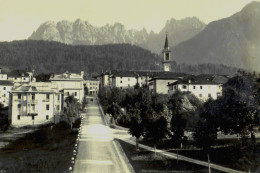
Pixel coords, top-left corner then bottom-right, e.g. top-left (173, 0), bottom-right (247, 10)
top-left (0, 40), bottom-right (160, 74)
top-left (0, 40), bottom-right (238, 75)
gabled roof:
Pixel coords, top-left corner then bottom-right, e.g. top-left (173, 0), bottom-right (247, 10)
top-left (0, 80), bottom-right (13, 86)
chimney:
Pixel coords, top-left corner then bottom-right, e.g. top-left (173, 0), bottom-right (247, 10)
top-left (188, 80), bottom-right (191, 84)
top-left (81, 71), bottom-right (84, 78)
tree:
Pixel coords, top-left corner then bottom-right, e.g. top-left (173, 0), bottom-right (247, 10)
top-left (82, 95), bottom-right (88, 110)
top-left (128, 109), bottom-right (143, 150)
top-left (219, 71), bottom-right (260, 139)
top-left (168, 91), bottom-right (201, 147)
top-left (62, 96), bottom-right (80, 129)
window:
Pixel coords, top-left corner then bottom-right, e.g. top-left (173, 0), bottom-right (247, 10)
top-left (200, 86), bottom-right (203, 89)
top-left (46, 104), bottom-right (49, 110)
top-left (182, 85), bottom-right (187, 89)
top-left (120, 81), bottom-right (122, 83)
top-left (208, 94), bottom-right (211, 97)
top-left (3, 87), bottom-right (6, 90)
top-left (18, 94), bottom-right (21, 99)
top-left (17, 115), bottom-right (20, 120)
top-left (56, 105), bottom-right (59, 111)
top-left (193, 86), bottom-right (196, 89)
top-left (165, 53), bottom-right (169, 60)
top-left (67, 92), bottom-right (69, 96)
top-left (57, 95), bottom-right (60, 101)
top-left (128, 78), bottom-right (130, 81)
top-left (32, 94), bottom-right (35, 100)
top-left (32, 115), bottom-right (34, 120)
top-left (3, 94), bottom-right (5, 97)
top-left (46, 94), bottom-right (50, 100)
top-left (75, 92), bottom-right (77, 96)
top-left (23, 77), bottom-right (26, 80)
top-left (46, 115), bottom-right (49, 120)
top-left (18, 104), bottom-right (21, 109)
top-left (174, 86), bottom-right (177, 89)
top-left (31, 104), bottom-right (35, 110)
top-left (199, 94), bottom-right (202, 97)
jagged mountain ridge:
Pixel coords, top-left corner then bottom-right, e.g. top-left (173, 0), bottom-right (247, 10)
top-left (171, 1), bottom-right (260, 72)
top-left (29, 17), bottom-right (206, 53)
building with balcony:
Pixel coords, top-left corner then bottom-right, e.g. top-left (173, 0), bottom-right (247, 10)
top-left (9, 82), bottom-right (62, 127)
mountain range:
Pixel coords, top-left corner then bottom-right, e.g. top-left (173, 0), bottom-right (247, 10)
top-left (29, 17), bottom-right (206, 54)
top-left (28, 2), bottom-right (260, 72)
top-left (171, 1), bottom-right (260, 72)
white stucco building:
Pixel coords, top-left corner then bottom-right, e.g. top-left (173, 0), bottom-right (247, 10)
top-left (0, 81), bottom-right (13, 107)
top-left (168, 75), bottom-right (229, 102)
top-left (9, 82), bottom-right (62, 127)
top-left (49, 71), bottom-right (84, 103)
top-left (83, 78), bottom-right (99, 95)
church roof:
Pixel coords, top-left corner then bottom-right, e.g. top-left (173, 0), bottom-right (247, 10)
top-left (164, 33), bottom-right (169, 49)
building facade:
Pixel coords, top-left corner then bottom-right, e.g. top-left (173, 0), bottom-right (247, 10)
top-left (49, 71), bottom-right (84, 103)
top-left (83, 78), bottom-right (99, 95)
top-left (9, 82), bottom-right (62, 127)
top-left (168, 75), bottom-right (229, 102)
top-left (0, 81), bottom-right (13, 107)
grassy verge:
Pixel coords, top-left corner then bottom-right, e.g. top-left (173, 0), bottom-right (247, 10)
top-left (117, 139), bottom-right (217, 173)
top-left (0, 119), bottom-right (81, 173)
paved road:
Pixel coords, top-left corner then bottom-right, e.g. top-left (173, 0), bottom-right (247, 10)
top-left (73, 97), bottom-right (131, 173)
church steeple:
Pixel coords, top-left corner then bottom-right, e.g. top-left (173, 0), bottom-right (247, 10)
top-left (164, 32), bottom-right (169, 49)
top-left (162, 33), bottom-right (172, 71)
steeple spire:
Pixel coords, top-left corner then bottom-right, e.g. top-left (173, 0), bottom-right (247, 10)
top-left (164, 32), bottom-right (169, 49)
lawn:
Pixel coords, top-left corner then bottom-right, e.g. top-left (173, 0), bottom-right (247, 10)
top-left (0, 120), bottom-right (80, 173)
top-left (117, 139), bottom-right (223, 173)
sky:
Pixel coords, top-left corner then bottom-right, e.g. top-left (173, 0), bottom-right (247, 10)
top-left (0, 0), bottom-right (259, 41)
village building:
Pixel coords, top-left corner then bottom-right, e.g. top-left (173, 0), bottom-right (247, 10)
top-left (149, 72), bottom-right (186, 94)
top-left (7, 70), bottom-right (36, 83)
top-left (49, 71), bottom-right (84, 103)
top-left (0, 80), bottom-right (13, 107)
top-left (0, 68), bottom-right (8, 81)
top-left (168, 74), bottom-right (229, 102)
top-left (83, 77), bottom-right (100, 95)
top-left (9, 82), bottom-right (62, 127)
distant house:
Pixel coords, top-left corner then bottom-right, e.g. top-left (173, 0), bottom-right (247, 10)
top-left (49, 71), bottom-right (84, 103)
top-left (0, 68), bottom-right (8, 81)
top-left (83, 77), bottom-right (100, 95)
top-left (0, 80), bottom-right (13, 107)
top-left (168, 74), bottom-right (229, 102)
top-left (7, 70), bottom-right (36, 83)
top-left (9, 82), bottom-right (62, 127)
top-left (149, 72), bottom-right (186, 94)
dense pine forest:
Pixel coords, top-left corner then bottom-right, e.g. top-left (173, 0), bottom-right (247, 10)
top-left (0, 40), bottom-right (238, 75)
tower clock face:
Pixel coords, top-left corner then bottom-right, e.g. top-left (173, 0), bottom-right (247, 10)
top-left (166, 53), bottom-right (169, 60)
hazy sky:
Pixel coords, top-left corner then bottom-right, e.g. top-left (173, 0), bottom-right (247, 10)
top-left (0, 0), bottom-right (258, 41)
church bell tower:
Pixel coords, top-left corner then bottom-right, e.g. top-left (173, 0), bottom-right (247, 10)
top-left (162, 33), bottom-right (172, 71)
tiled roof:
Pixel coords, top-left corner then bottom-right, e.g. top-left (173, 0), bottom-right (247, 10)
top-left (0, 80), bottom-right (13, 86)
top-left (168, 74), bottom-right (229, 86)
top-left (12, 82), bottom-right (59, 93)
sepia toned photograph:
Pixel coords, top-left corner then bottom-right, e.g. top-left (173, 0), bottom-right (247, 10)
top-left (0, 0), bottom-right (260, 172)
